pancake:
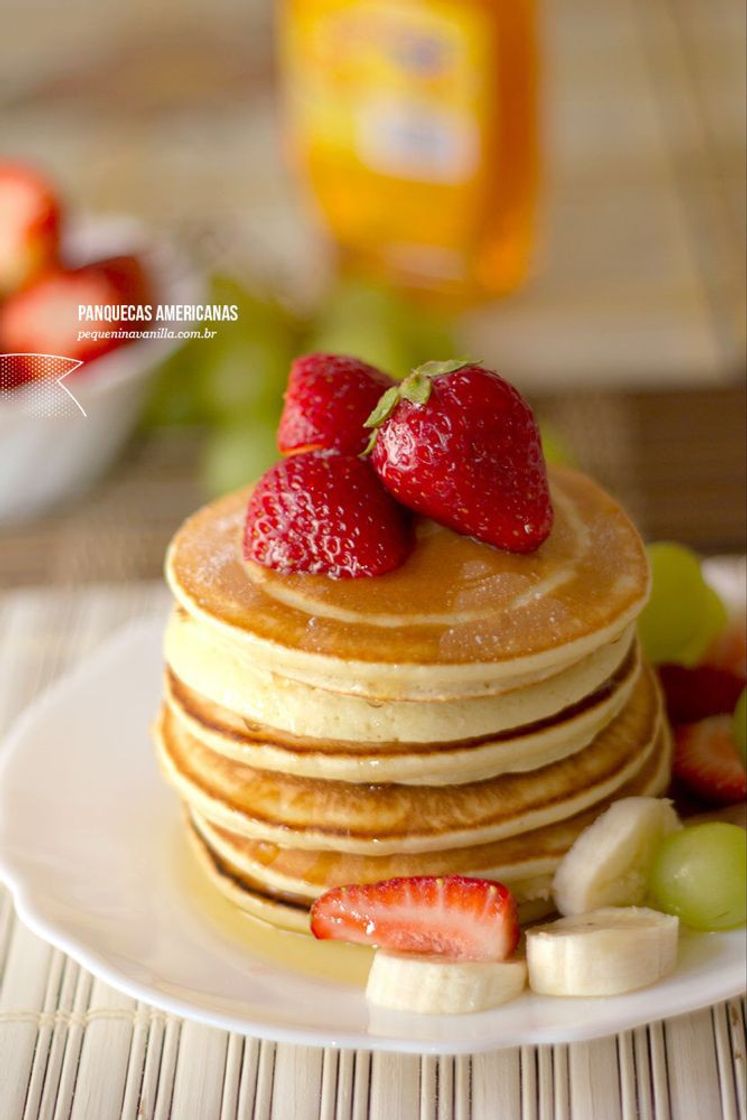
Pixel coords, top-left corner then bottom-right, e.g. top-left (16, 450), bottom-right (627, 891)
top-left (159, 463), bottom-right (660, 937)
top-left (185, 821), bottom-right (559, 935)
top-left (186, 823), bottom-right (314, 934)
top-left (188, 723), bottom-right (671, 905)
top-left (166, 466), bottom-right (650, 702)
top-left (164, 644), bottom-right (641, 785)
top-left (165, 608), bottom-right (636, 743)
top-left (156, 664), bottom-right (663, 855)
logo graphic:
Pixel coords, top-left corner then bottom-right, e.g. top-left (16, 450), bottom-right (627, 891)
top-left (0, 354), bottom-right (86, 417)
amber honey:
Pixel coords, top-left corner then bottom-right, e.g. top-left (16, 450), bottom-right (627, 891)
top-left (180, 835), bottom-right (372, 986)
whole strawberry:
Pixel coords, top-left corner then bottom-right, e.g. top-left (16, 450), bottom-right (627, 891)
top-left (0, 255), bottom-right (151, 370)
top-left (244, 450), bottom-right (411, 579)
top-left (278, 353), bottom-right (394, 457)
top-left (0, 162), bottom-right (61, 296)
top-left (365, 360), bottom-right (553, 553)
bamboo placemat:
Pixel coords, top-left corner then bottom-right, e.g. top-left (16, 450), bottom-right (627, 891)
top-left (0, 583), bottom-right (745, 1120)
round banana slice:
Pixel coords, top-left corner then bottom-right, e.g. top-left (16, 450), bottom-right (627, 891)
top-left (552, 797), bottom-right (680, 916)
top-left (366, 951), bottom-right (527, 1015)
top-left (526, 906), bottom-right (679, 997)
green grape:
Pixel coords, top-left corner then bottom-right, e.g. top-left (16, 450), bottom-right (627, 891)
top-left (404, 307), bottom-right (458, 370)
top-left (198, 323), bottom-right (292, 424)
top-left (310, 276), bottom-right (417, 377)
top-left (309, 274), bottom-right (462, 377)
top-left (308, 321), bottom-right (412, 379)
top-left (539, 422), bottom-right (578, 468)
top-left (318, 276), bottom-right (406, 325)
top-left (209, 272), bottom-right (254, 312)
top-left (637, 543), bottom-right (712, 665)
top-left (198, 275), bottom-right (298, 424)
top-left (676, 584), bottom-right (729, 667)
top-left (311, 274), bottom-right (468, 378)
top-left (648, 823), bottom-right (746, 930)
top-left (734, 690), bottom-right (747, 762)
top-left (199, 320), bottom-right (294, 422)
top-left (209, 273), bottom-right (299, 335)
top-left (199, 423), bottom-right (279, 498)
top-left (141, 340), bottom-right (205, 428)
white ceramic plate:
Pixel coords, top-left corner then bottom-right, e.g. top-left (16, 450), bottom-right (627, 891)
top-left (0, 616), bottom-right (744, 1054)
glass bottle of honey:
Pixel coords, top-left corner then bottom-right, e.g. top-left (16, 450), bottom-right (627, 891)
top-left (279, 0), bottom-right (538, 305)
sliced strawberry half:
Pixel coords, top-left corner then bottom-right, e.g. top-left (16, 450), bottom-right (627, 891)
top-left (244, 450), bottom-right (412, 579)
top-left (92, 254), bottom-right (152, 306)
top-left (278, 353), bottom-right (394, 457)
top-left (310, 875), bottom-right (519, 961)
top-left (0, 162), bottom-right (61, 295)
top-left (658, 663), bottom-right (746, 724)
top-left (673, 716), bottom-right (747, 806)
top-left (703, 618), bottom-right (747, 681)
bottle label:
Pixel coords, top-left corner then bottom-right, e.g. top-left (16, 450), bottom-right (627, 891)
top-left (284, 0), bottom-right (492, 186)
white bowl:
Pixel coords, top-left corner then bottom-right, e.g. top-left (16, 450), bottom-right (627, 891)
top-left (0, 216), bottom-right (202, 523)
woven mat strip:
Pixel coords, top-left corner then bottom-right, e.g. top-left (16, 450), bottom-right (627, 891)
top-left (0, 584), bottom-right (745, 1120)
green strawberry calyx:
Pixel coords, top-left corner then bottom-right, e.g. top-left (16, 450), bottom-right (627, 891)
top-left (362, 358), bottom-right (474, 455)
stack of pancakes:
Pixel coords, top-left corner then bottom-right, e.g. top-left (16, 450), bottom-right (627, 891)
top-left (156, 466), bottom-right (670, 930)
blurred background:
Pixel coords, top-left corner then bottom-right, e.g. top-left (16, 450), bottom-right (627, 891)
top-left (0, 0), bottom-right (745, 585)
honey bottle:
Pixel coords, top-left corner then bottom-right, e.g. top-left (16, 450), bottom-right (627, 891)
top-left (279, 0), bottom-right (538, 304)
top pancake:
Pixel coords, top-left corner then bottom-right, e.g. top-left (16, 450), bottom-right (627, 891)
top-left (166, 466), bottom-right (649, 700)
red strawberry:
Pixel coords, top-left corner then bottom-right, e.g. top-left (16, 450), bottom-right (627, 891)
top-left (0, 162), bottom-right (61, 295)
top-left (244, 450), bottom-right (411, 579)
top-left (703, 618), bottom-right (747, 680)
top-left (673, 716), bottom-right (747, 805)
top-left (0, 353), bottom-right (34, 390)
top-left (278, 353), bottom-right (394, 456)
top-left (658, 663), bottom-right (745, 724)
top-left (92, 254), bottom-right (152, 306)
top-left (0, 255), bottom-right (150, 373)
top-left (310, 875), bottom-right (519, 962)
top-left (366, 360), bottom-right (553, 553)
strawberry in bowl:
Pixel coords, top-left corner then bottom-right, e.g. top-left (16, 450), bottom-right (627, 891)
top-left (0, 161), bottom-right (200, 521)
top-left (0, 253), bottom-right (152, 386)
top-left (0, 162), bottom-right (61, 296)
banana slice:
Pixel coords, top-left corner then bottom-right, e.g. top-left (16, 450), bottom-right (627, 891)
top-left (553, 797), bottom-right (680, 916)
top-left (366, 951), bottom-right (527, 1014)
top-left (526, 907), bottom-right (679, 997)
